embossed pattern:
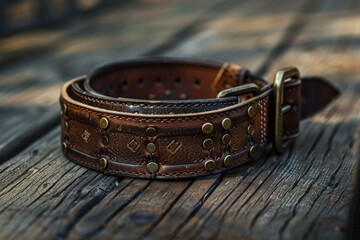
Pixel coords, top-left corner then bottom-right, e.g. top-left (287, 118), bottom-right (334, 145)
top-left (166, 139), bottom-right (183, 154)
top-left (81, 130), bottom-right (91, 142)
top-left (127, 139), bottom-right (140, 153)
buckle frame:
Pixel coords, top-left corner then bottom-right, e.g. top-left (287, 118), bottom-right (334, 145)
top-left (273, 67), bottom-right (300, 153)
top-left (217, 83), bottom-right (260, 99)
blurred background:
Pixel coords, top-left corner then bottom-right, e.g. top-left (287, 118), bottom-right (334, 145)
top-left (0, 0), bottom-right (118, 36)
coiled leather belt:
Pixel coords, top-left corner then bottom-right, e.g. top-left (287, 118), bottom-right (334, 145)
top-left (60, 57), bottom-right (339, 179)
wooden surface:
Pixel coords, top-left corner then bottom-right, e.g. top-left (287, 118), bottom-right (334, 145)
top-left (0, 0), bottom-right (119, 37)
top-left (0, 0), bottom-right (359, 239)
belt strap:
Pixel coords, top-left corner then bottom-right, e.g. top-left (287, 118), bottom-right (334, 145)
top-left (60, 57), bottom-right (339, 179)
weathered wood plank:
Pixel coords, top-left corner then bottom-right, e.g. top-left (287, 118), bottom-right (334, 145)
top-left (0, 0), bottom-right (326, 239)
top-left (0, 0), bottom-right (224, 163)
top-left (160, 0), bottom-right (360, 239)
top-left (349, 164), bottom-right (360, 239)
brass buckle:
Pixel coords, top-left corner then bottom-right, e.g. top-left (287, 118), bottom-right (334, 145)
top-left (216, 83), bottom-right (260, 99)
top-left (273, 67), bottom-right (300, 153)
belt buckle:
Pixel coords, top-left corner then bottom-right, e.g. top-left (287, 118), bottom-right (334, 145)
top-left (273, 67), bottom-right (300, 153)
top-left (216, 83), bottom-right (260, 99)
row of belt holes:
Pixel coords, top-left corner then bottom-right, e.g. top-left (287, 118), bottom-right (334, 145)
top-left (105, 77), bottom-right (202, 92)
top-left (142, 77), bottom-right (202, 87)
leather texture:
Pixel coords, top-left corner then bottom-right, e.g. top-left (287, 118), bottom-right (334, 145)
top-left (60, 57), bottom-right (339, 179)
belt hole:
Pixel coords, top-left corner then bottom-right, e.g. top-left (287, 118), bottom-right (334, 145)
top-left (156, 77), bottom-right (162, 84)
top-left (122, 79), bottom-right (128, 89)
top-left (138, 78), bottom-right (144, 85)
top-left (107, 84), bottom-right (113, 92)
top-left (194, 79), bottom-right (201, 87)
top-left (175, 77), bottom-right (181, 84)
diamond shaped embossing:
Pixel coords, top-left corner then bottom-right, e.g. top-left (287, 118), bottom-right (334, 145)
top-left (127, 139), bottom-right (140, 153)
top-left (81, 130), bottom-right (91, 142)
top-left (166, 140), bottom-right (182, 154)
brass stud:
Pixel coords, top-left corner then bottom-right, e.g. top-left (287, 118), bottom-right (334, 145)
top-left (249, 146), bottom-right (259, 160)
top-left (204, 159), bottom-right (216, 171)
top-left (247, 125), bottom-right (254, 136)
top-left (147, 162), bottom-right (159, 173)
top-left (146, 142), bottom-right (156, 153)
top-left (202, 138), bottom-right (214, 150)
top-left (99, 117), bottom-right (109, 129)
top-left (99, 157), bottom-right (107, 170)
top-left (223, 155), bottom-right (233, 167)
top-left (102, 135), bottom-right (109, 146)
top-left (63, 104), bottom-right (68, 115)
top-left (146, 127), bottom-right (157, 137)
top-left (62, 142), bottom-right (68, 153)
top-left (247, 106), bottom-right (256, 118)
top-left (202, 122), bottom-right (213, 135)
top-left (64, 121), bottom-right (69, 132)
top-left (222, 134), bottom-right (231, 145)
top-left (222, 118), bottom-right (232, 130)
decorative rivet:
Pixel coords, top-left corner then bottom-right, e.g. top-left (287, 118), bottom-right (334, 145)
top-left (249, 146), bottom-right (259, 160)
top-left (62, 142), bottom-right (68, 153)
top-left (146, 127), bottom-right (157, 137)
top-left (223, 155), bottom-right (233, 167)
top-left (146, 142), bottom-right (156, 153)
top-left (204, 159), bottom-right (216, 171)
top-left (99, 117), bottom-right (109, 129)
top-left (222, 118), bottom-right (232, 130)
top-left (222, 134), bottom-right (231, 145)
top-left (147, 162), bottom-right (159, 173)
top-left (202, 138), bottom-right (214, 150)
top-left (102, 135), bottom-right (109, 146)
top-left (99, 157), bottom-right (107, 170)
top-left (247, 106), bottom-right (256, 118)
top-left (63, 104), bottom-right (68, 115)
top-left (64, 121), bottom-right (69, 132)
top-left (247, 125), bottom-right (254, 136)
top-left (202, 122), bottom-right (213, 135)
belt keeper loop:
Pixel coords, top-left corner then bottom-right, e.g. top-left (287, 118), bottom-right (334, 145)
top-left (211, 62), bottom-right (229, 91)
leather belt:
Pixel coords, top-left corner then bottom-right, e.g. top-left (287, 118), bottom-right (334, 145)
top-left (60, 57), bottom-right (339, 179)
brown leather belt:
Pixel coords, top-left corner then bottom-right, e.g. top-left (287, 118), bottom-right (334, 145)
top-left (60, 57), bottom-right (339, 179)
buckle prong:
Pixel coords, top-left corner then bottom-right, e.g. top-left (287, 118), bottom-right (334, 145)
top-left (217, 83), bottom-right (260, 99)
top-left (282, 104), bottom-right (292, 115)
top-left (273, 67), bottom-right (300, 153)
